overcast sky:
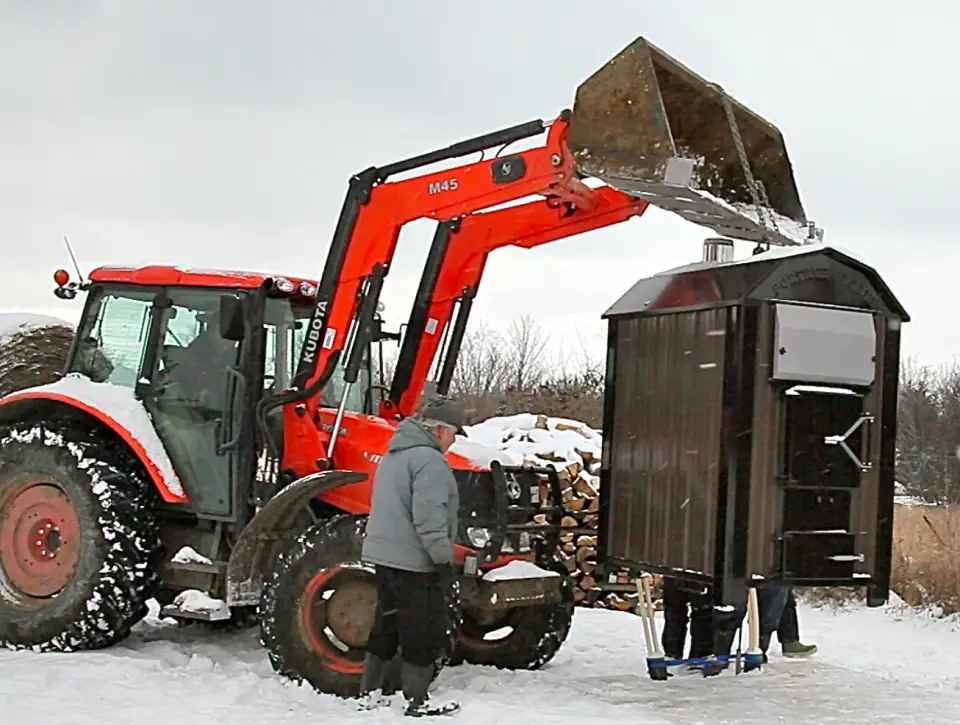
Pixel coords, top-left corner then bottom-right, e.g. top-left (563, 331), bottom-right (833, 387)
top-left (2, 1), bottom-right (955, 367)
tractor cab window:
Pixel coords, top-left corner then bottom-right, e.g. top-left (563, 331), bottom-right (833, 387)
top-left (152, 289), bottom-right (242, 413)
top-left (68, 285), bottom-right (154, 388)
top-left (262, 298), bottom-right (306, 395)
top-left (262, 297), bottom-right (374, 414)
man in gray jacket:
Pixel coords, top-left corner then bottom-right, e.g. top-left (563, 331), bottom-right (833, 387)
top-left (359, 395), bottom-right (464, 717)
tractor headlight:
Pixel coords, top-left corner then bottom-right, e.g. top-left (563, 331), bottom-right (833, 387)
top-left (274, 277), bottom-right (296, 293)
top-left (466, 527), bottom-right (491, 548)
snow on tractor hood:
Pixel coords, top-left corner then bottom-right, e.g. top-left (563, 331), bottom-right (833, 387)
top-left (0, 372), bottom-right (185, 500)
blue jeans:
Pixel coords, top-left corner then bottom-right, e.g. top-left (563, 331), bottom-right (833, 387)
top-left (714, 583), bottom-right (791, 637)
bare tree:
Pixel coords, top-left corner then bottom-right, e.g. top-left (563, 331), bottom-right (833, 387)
top-left (896, 357), bottom-right (960, 504)
top-left (448, 321), bottom-right (510, 407)
top-left (504, 313), bottom-right (549, 391)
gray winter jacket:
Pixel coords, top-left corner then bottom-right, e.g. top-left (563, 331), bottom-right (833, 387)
top-left (361, 418), bottom-right (460, 573)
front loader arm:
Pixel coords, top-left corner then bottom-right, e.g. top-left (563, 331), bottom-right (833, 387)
top-left (383, 185), bottom-right (650, 419)
top-left (288, 115), bottom-right (581, 423)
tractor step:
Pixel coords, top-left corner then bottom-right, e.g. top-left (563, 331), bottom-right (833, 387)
top-left (161, 589), bottom-right (232, 622)
top-left (165, 560), bottom-right (226, 575)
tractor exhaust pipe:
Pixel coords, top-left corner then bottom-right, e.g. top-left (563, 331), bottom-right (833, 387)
top-left (567, 36), bottom-right (809, 247)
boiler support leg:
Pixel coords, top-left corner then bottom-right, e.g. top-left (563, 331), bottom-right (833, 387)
top-left (743, 587), bottom-right (763, 672)
top-left (637, 574), bottom-right (668, 680)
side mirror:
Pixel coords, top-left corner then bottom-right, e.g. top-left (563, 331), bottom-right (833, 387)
top-left (219, 295), bottom-right (245, 341)
top-left (371, 318), bottom-right (402, 343)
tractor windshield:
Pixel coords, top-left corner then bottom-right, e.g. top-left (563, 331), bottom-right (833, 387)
top-left (263, 297), bottom-right (378, 415)
top-left (67, 285), bottom-right (154, 387)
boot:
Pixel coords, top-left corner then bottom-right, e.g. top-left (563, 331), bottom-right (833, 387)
top-left (401, 662), bottom-right (460, 717)
top-left (759, 633), bottom-right (771, 664)
top-left (357, 652), bottom-right (392, 711)
top-left (702, 628), bottom-right (736, 677)
top-left (782, 640), bottom-right (818, 657)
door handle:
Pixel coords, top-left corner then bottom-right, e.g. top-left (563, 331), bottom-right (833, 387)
top-left (216, 366), bottom-right (247, 454)
top-left (824, 414), bottom-right (874, 471)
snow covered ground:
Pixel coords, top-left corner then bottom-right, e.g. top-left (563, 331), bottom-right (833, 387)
top-left (4, 596), bottom-right (960, 724)
top-left (1, 313), bottom-right (956, 721)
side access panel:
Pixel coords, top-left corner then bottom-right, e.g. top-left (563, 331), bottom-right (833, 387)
top-left (772, 303), bottom-right (876, 387)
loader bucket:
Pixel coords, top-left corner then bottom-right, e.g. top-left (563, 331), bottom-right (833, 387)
top-left (567, 36), bottom-right (809, 246)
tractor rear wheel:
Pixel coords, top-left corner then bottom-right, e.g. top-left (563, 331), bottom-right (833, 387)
top-left (450, 552), bottom-right (575, 670)
top-left (0, 420), bottom-right (161, 650)
top-left (258, 513), bottom-right (458, 699)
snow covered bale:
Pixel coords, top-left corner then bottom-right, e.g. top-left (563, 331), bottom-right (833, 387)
top-left (0, 313), bottom-right (76, 397)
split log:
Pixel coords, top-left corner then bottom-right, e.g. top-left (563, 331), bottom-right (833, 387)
top-left (520, 459), bottom-right (669, 612)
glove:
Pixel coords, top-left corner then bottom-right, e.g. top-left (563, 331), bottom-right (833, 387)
top-left (436, 562), bottom-right (456, 589)
top-left (436, 563), bottom-right (461, 621)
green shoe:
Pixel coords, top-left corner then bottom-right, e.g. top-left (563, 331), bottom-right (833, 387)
top-left (782, 640), bottom-right (818, 657)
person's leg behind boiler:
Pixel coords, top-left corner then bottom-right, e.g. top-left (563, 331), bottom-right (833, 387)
top-left (660, 576), bottom-right (691, 660)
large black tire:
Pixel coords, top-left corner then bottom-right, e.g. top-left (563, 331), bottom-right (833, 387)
top-left (0, 419), bottom-right (162, 651)
top-left (259, 513), bottom-right (458, 699)
top-left (450, 552), bottom-right (575, 670)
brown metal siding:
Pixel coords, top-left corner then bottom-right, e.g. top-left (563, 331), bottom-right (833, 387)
top-left (606, 307), bottom-right (729, 577)
top-left (745, 303), bottom-right (780, 577)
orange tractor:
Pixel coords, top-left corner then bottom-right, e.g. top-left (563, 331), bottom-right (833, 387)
top-left (0, 38), bottom-right (810, 697)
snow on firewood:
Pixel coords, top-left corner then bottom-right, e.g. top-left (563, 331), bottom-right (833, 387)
top-left (0, 312), bottom-right (76, 397)
top-left (453, 413), bottom-right (602, 476)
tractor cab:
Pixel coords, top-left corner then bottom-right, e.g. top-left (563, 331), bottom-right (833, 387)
top-left (62, 266), bottom-right (394, 524)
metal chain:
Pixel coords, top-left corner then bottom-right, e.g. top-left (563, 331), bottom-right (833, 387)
top-left (711, 83), bottom-right (779, 236)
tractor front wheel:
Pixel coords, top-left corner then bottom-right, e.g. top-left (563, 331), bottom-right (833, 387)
top-left (0, 421), bottom-right (162, 651)
top-left (259, 514), bottom-right (378, 698)
top-left (259, 513), bottom-right (457, 699)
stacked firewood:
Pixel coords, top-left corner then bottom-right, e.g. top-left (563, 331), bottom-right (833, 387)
top-left (513, 415), bottom-right (663, 612)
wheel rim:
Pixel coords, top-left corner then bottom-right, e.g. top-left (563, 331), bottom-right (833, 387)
top-left (0, 475), bottom-right (82, 603)
top-left (298, 565), bottom-right (378, 674)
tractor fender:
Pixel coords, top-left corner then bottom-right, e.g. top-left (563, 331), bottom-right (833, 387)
top-left (225, 469), bottom-right (368, 607)
top-left (0, 374), bottom-right (187, 503)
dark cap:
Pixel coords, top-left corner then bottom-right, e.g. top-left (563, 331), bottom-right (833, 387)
top-left (419, 395), bottom-right (466, 435)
